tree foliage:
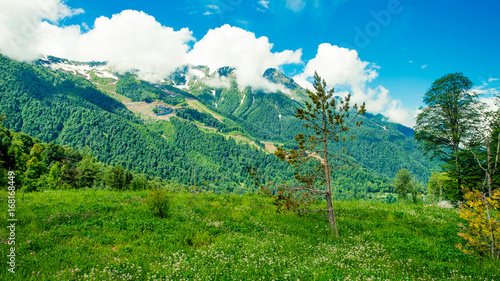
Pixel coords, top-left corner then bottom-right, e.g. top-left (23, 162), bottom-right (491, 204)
top-left (145, 189), bottom-right (171, 218)
top-left (250, 72), bottom-right (366, 237)
top-left (426, 172), bottom-right (448, 204)
top-left (467, 107), bottom-right (500, 198)
top-left (457, 187), bottom-right (500, 259)
top-left (393, 169), bottom-right (415, 201)
top-left (415, 72), bottom-right (482, 201)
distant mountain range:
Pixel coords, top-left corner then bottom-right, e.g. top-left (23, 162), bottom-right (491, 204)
top-left (0, 54), bottom-right (439, 197)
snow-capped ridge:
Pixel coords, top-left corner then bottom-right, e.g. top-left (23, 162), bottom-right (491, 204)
top-left (35, 55), bottom-right (118, 80)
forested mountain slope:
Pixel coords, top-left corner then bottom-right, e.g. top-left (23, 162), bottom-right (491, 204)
top-left (161, 65), bottom-right (439, 182)
top-left (0, 55), bottom-right (292, 193)
top-left (0, 54), bottom-right (439, 196)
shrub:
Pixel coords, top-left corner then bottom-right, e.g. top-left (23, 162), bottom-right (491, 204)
top-left (145, 189), bottom-right (171, 218)
top-left (457, 187), bottom-right (500, 258)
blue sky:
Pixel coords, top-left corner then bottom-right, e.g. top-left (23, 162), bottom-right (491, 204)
top-left (1, 0), bottom-right (499, 125)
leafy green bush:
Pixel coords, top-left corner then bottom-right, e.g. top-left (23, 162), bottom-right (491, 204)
top-left (145, 189), bottom-right (170, 218)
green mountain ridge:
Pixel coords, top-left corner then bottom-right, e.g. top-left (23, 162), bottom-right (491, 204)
top-left (160, 63), bottom-right (439, 183)
top-left (0, 55), bottom-right (292, 193)
top-left (0, 54), bottom-right (439, 196)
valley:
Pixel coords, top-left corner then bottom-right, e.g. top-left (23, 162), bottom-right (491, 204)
top-left (1, 1), bottom-right (499, 279)
top-left (1, 54), bottom-right (497, 280)
top-left (0, 54), bottom-right (440, 195)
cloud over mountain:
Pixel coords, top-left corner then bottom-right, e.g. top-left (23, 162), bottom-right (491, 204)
top-left (294, 44), bottom-right (417, 126)
top-left (188, 25), bottom-right (302, 91)
top-left (38, 10), bottom-right (195, 81)
top-left (0, 0), bottom-right (417, 125)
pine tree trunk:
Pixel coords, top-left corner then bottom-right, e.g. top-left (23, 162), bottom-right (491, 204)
top-left (323, 132), bottom-right (338, 237)
top-left (325, 192), bottom-right (338, 237)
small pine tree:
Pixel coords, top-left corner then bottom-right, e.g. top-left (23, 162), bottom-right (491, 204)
top-left (249, 71), bottom-right (365, 237)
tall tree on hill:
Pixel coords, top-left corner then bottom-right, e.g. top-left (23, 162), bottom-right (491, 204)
top-left (250, 72), bottom-right (366, 237)
top-left (414, 72), bottom-right (481, 201)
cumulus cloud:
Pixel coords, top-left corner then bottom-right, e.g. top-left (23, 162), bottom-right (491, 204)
top-left (187, 24), bottom-right (302, 91)
top-left (488, 78), bottom-right (499, 83)
top-left (421, 64), bottom-right (428, 69)
top-left (0, 0), bottom-right (83, 61)
top-left (37, 10), bottom-right (195, 81)
top-left (383, 100), bottom-right (419, 127)
top-left (0, 0), bottom-right (417, 125)
top-left (0, 2), bottom-right (194, 81)
top-left (294, 44), bottom-right (378, 101)
top-left (294, 44), bottom-right (417, 126)
top-left (0, 1), bottom-right (302, 87)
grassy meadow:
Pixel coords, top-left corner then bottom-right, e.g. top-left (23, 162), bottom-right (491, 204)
top-left (0, 189), bottom-right (499, 280)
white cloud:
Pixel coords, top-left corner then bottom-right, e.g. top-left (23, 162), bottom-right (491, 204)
top-left (0, 1), bottom-right (418, 126)
top-left (474, 86), bottom-right (500, 108)
top-left (36, 10), bottom-right (195, 81)
top-left (488, 77), bottom-right (499, 83)
top-left (294, 43), bottom-right (417, 126)
top-left (259, 0), bottom-right (270, 9)
top-left (294, 44), bottom-right (378, 97)
top-left (0, 0), bottom-right (83, 61)
top-left (207, 5), bottom-right (220, 10)
top-left (0, 1), bottom-right (302, 89)
top-left (421, 64), bottom-right (428, 69)
top-left (204, 5), bottom-right (220, 15)
top-left (286, 0), bottom-right (306, 12)
top-left (204, 75), bottom-right (232, 89)
top-left (473, 85), bottom-right (500, 96)
top-left (408, 60), bottom-right (413, 63)
top-left (187, 24), bottom-right (302, 92)
top-left (383, 100), bottom-right (419, 127)
top-left (480, 96), bottom-right (498, 111)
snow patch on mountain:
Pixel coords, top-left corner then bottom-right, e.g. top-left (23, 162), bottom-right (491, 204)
top-left (37, 55), bottom-right (118, 80)
top-left (234, 93), bottom-right (246, 113)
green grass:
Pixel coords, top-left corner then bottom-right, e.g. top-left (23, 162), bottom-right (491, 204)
top-left (0, 189), bottom-right (498, 280)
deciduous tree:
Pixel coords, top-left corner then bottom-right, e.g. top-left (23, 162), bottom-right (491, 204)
top-left (457, 187), bottom-right (500, 259)
top-left (414, 72), bottom-right (481, 201)
top-left (393, 168), bottom-right (415, 201)
top-left (468, 108), bottom-right (500, 198)
top-left (427, 172), bottom-right (448, 205)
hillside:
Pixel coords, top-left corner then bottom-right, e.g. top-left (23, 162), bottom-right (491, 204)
top-left (162, 64), bottom-right (440, 183)
top-left (0, 55), bottom-right (293, 193)
top-left (0, 189), bottom-right (498, 280)
top-left (0, 54), bottom-right (439, 196)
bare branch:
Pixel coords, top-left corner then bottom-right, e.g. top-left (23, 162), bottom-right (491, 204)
top-left (494, 132), bottom-right (500, 172)
top-left (470, 147), bottom-right (487, 172)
